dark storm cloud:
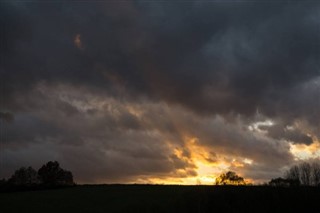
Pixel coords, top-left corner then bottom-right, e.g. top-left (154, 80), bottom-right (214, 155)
top-left (0, 82), bottom-right (292, 182)
top-left (2, 1), bottom-right (320, 118)
top-left (1, 1), bottom-right (320, 182)
top-left (0, 84), bottom-right (197, 182)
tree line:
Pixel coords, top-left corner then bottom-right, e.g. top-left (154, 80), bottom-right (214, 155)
top-left (0, 161), bottom-right (74, 190)
top-left (215, 161), bottom-right (320, 187)
top-left (2, 160), bottom-right (320, 189)
top-left (269, 161), bottom-right (320, 187)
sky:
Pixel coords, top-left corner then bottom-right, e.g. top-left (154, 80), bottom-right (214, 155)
top-left (0, 0), bottom-right (320, 185)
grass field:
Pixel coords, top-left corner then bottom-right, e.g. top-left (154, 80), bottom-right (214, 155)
top-left (1, 185), bottom-right (320, 213)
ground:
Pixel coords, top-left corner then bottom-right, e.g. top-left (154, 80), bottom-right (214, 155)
top-left (1, 185), bottom-right (320, 213)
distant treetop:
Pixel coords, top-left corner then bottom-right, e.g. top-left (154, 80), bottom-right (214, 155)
top-left (215, 171), bottom-right (246, 185)
top-left (38, 161), bottom-right (74, 186)
top-left (9, 167), bottom-right (39, 186)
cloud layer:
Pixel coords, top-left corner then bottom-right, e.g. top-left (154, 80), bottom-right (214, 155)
top-left (1, 1), bottom-right (319, 183)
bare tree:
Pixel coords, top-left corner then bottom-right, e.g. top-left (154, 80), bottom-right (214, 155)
top-left (299, 162), bottom-right (312, 186)
top-left (285, 165), bottom-right (300, 186)
top-left (283, 161), bottom-right (320, 187)
top-left (311, 162), bottom-right (320, 186)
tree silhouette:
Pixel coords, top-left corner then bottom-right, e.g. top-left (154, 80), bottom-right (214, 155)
top-left (215, 171), bottom-right (246, 185)
top-left (300, 162), bottom-right (312, 185)
top-left (285, 165), bottom-right (300, 185)
top-left (9, 167), bottom-right (39, 186)
top-left (269, 177), bottom-right (289, 187)
top-left (311, 162), bottom-right (320, 186)
top-left (284, 161), bottom-right (320, 186)
top-left (38, 161), bottom-right (74, 186)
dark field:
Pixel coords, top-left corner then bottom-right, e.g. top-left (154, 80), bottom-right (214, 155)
top-left (1, 185), bottom-right (320, 213)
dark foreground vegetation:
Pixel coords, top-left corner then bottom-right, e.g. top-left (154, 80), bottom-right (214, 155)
top-left (1, 184), bottom-right (320, 213)
top-left (2, 160), bottom-right (320, 212)
top-left (0, 161), bottom-right (74, 191)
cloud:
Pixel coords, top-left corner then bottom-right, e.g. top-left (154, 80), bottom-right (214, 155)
top-left (0, 83), bottom-right (196, 182)
top-left (1, 1), bottom-right (320, 183)
top-left (0, 83), bottom-right (296, 183)
top-left (259, 123), bottom-right (313, 145)
top-left (2, 2), bottom-right (320, 118)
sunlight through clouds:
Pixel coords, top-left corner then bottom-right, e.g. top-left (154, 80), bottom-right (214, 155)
top-left (290, 141), bottom-right (320, 160)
